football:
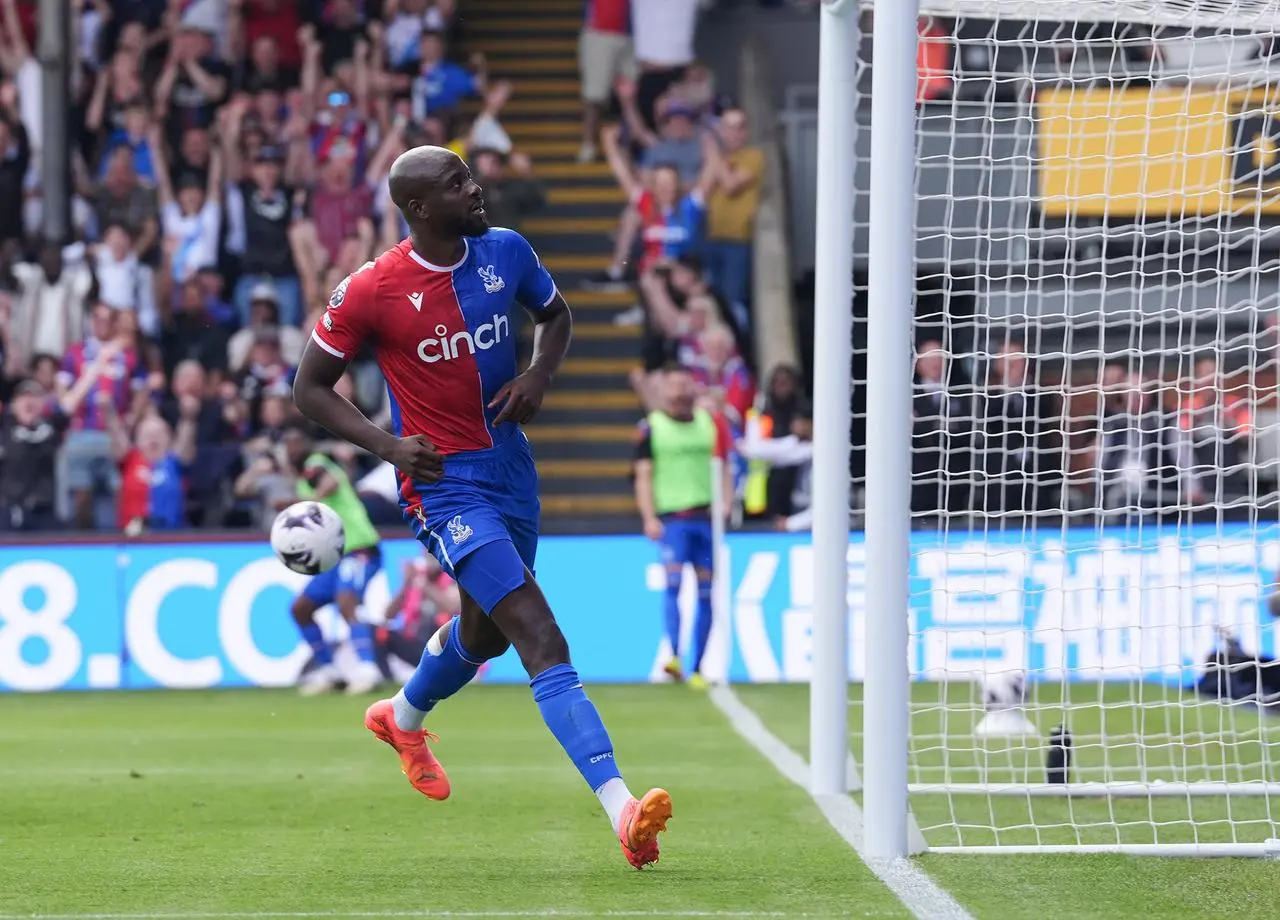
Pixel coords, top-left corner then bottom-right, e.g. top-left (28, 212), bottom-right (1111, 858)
top-left (270, 501), bottom-right (346, 575)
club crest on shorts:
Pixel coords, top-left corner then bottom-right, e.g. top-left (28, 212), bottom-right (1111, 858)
top-left (447, 514), bottom-right (473, 544)
top-left (478, 265), bottom-right (505, 294)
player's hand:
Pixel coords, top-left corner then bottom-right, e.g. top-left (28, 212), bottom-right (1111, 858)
top-left (178, 394), bottom-right (202, 418)
top-left (489, 368), bottom-right (551, 426)
top-left (643, 516), bottom-right (664, 541)
top-left (384, 434), bottom-right (445, 483)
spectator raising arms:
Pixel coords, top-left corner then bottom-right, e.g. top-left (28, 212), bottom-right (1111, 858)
top-left (109, 398), bottom-right (198, 535)
top-left (154, 21), bottom-right (230, 147)
top-left (0, 0), bottom-right (750, 539)
top-left (94, 224), bottom-right (159, 336)
top-left (224, 130), bottom-right (304, 324)
top-left (599, 120), bottom-right (720, 292)
top-left (153, 123), bottom-right (223, 284)
top-left (54, 308), bottom-right (148, 530)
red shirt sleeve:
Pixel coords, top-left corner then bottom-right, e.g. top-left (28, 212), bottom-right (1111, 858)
top-left (713, 413), bottom-right (733, 459)
top-left (725, 368), bottom-right (755, 422)
top-left (312, 263), bottom-right (377, 360)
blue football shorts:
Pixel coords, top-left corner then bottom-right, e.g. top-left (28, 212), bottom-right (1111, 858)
top-left (302, 546), bottom-right (383, 606)
top-left (405, 433), bottom-right (540, 610)
top-left (659, 515), bottom-right (714, 572)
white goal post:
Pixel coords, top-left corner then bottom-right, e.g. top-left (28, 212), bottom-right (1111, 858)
top-left (815, 0), bottom-right (1280, 857)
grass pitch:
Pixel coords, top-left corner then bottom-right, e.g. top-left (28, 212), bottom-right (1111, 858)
top-left (741, 683), bottom-right (1280, 920)
top-left (3, 684), bottom-right (1279, 920)
top-left (0, 686), bottom-right (904, 920)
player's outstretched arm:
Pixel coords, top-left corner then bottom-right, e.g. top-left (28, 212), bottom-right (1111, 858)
top-left (293, 340), bottom-right (444, 482)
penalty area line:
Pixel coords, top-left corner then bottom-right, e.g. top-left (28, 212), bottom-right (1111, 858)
top-left (708, 686), bottom-right (974, 920)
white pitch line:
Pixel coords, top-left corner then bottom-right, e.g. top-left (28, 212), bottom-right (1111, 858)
top-left (708, 686), bottom-right (974, 920)
top-left (0, 912), bottom-right (806, 920)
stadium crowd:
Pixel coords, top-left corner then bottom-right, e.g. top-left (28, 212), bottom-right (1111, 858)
top-left (907, 336), bottom-right (1280, 525)
top-left (0, 0), bottom-right (789, 535)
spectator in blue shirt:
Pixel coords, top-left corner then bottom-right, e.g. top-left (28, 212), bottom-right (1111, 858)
top-left (410, 30), bottom-right (486, 122)
top-left (100, 100), bottom-right (157, 182)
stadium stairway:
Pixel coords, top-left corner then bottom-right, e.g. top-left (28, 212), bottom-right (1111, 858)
top-left (460, 0), bottom-right (643, 534)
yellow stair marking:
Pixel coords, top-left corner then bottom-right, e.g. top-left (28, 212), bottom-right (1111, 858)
top-left (519, 139), bottom-right (585, 158)
top-left (468, 0), bottom-right (580, 6)
top-left (544, 390), bottom-right (639, 410)
top-left (456, 17), bottom-right (646, 520)
top-left (519, 321), bottom-right (637, 339)
top-left (560, 357), bottom-right (638, 375)
top-left (534, 161), bottom-right (613, 179)
top-left (465, 97), bottom-right (580, 116)
top-left (526, 424), bottom-right (636, 442)
top-left (467, 0), bottom-right (581, 7)
top-left (490, 58), bottom-right (580, 76)
top-left (566, 289), bottom-right (636, 306)
top-left (465, 16), bottom-right (581, 33)
top-left (554, 301), bottom-right (634, 314)
top-left (508, 120), bottom-right (579, 139)
top-left (540, 494), bottom-right (638, 515)
top-left (511, 78), bottom-right (581, 96)
top-left (549, 187), bottom-right (626, 205)
top-left (524, 216), bottom-right (618, 235)
top-left (470, 3), bottom-right (581, 13)
top-left (466, 37), bottom-right (577, 55)
top-left (543, 254), bottom-right (614, 273)
top-left (539, 459), bottom-right (634, 478)
top-left (567, 323), bottom-right (639, 340)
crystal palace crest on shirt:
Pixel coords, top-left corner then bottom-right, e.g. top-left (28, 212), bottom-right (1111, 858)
top-left (478, 265), bottom-right (505, 294)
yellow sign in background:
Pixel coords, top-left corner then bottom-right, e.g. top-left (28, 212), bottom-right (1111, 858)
top-left (1036, 86), bottom-right (1280, 218)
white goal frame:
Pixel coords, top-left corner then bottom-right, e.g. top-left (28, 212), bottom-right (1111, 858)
top-left (814, 0), bottom-right (1280, 858)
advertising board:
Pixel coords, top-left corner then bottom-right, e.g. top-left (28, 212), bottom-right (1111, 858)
top-left (0, 526), bottom-right (1274, 691)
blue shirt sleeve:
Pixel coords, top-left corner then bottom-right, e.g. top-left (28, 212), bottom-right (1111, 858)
top-left (674, 193), bottom-right (706, 257)
top-left (505, 230), bottom-right (558, 311)
top-left (444, 64), bottom-right (479, 106)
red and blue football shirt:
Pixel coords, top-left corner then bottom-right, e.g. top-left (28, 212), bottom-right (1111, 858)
top-left (57, 340), bottom-right (146, 432)
top-left (118, 450), bottom-right (187, 530)
top-left (311, 228), bottom-right (558, 456)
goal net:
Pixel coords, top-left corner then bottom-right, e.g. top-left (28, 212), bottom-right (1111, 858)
top-left (853, 0), bottom-right (1280, 854)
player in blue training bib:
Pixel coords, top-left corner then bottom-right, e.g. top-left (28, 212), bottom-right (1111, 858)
top-left (293, 145), bottom-right (673, 870)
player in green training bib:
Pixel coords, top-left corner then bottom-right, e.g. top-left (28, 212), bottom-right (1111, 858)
top-left (632, 364), bottom-right (732, 689)
top-left (282, 421), bottom-right (384, 696)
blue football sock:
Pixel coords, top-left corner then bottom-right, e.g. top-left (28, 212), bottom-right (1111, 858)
top-left (691, 580), bottom-right (714, 674)
top-left (663, 575), bottom-right (682, 657)
top-left (401, 616), bottom-right (482, 715)
top-left (531, 663), bottom-right (622, 793)
top-left (299, 623), bottom-right (333, 666)
top-left (349, 622), bottom-right (377, 664)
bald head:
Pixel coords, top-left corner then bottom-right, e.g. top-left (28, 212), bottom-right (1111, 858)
top-left (388, 145), bottom-right (459, 212)
top-left (388, 145), bottom-right (489, 238)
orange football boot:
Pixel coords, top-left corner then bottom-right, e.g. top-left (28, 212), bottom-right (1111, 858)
top-left (617, 787), bottom-right (673, 869)
top-left (364, 699), bottom-right (451, 800)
